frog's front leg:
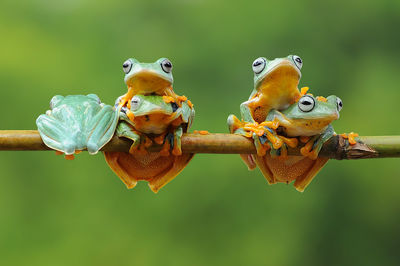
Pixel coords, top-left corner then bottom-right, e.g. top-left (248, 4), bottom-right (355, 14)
top-left (86, 105), bottom-right (119, 154)
top-left (115, 121), bottom-right (152, 155)
top-left (163, 87), bottom-right (187, 106)
top-left (36, 114), bottom-right (77, 156)
top-left (240, 98), bottom-right (258, 123)
top-left (154, 126), bottom-right (184, 156)
top-left (300, 125), bottom-right (335, 160)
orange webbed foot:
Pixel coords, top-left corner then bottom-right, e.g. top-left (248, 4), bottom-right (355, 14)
top-left (162, 96), bottom-right (175, 104)
top-left (159, 141), bottom-right (171, 156)
top-left (193, 130), bottom-right (210, 135)
top-left (341, 132), bottom-right (359, 145)
top-left (126, 110), bottom-right (135, 122)
top-left (65, 154), bottom-right (75, 160)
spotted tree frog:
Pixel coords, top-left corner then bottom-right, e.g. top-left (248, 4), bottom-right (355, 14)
top-left (245, 94), bottom-right (343, 192)
top-left (104, 58), bottom-right (195, 193)
top-left (228, 55), bottom-right (304, 167)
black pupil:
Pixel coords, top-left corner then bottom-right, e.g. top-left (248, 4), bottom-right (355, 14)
top-left (339, 101), bottom-right (342, 107)
top-left (295, 57), bottom-right (302, 64)
top-left (164, 62), bottom-right (171, 68)
top-left (123, 63), bottom-right (129, 68)
top-left (302, 100), bottom-right (312, 105)
top-left (254, 61), bottom-right (262, 66)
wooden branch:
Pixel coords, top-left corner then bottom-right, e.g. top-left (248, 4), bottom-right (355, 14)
top-left (0, 130), bottom-right (399, 159)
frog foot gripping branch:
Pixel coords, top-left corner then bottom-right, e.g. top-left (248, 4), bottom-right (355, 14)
top-left (103, 57), bottom-right (195, 193)
top-left (231, 93), bottom-right (347, 192)
top-left (36, 94), bottom-right (119, 160)
top-left (227, 54), bottom-right (304, 168)
top-left (104, 95), bottom-right (195, 193)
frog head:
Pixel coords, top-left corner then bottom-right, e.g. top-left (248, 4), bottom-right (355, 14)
top-left (122, 58), bottom-right (174, 94)
top-left (280, 95), bottom-right (342, 136)
top-left (129, 95), bottom-right (173, 116)
top-left (252, 55), bottom-right (302, 93)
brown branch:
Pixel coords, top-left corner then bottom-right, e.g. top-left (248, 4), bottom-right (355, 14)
top-left (0, 130), bottom-right (399, 159)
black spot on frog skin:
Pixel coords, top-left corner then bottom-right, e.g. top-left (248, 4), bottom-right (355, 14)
top-left (145, 115), bottom-right (150, 121)
top-left (171, 102), bottom-right (179, 112)
top-left (121, 106), bottom-right (127, 113)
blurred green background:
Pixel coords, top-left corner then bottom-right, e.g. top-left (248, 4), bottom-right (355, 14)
top-left (1, 0), bottom-right (400, 265)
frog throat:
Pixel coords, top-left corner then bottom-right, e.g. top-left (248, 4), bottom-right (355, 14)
top-left (255, 60), bottom-right (301, 92)
top-left (125, 70), bottom-right (173, 93)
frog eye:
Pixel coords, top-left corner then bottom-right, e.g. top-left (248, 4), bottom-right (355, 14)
top-left (298, 95), bottom-right (315, 112)
top-left (131, 96), bottom-right (141, 110)
top-left (292, 55), bottom-right (303, 69)
top-left (336, 97), bottom-right (343, 111)
top-left (252, 57), bottom-right (266, 74)
top-left (122, 59), bottom-right (133, 74)
top-left (161, 59), bottom-right (173, 73)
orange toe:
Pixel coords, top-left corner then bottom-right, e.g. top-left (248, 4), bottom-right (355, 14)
top-left (65, 154), bottom-right (75, 160)
top-left (162, 96), bottom-right (175, 103)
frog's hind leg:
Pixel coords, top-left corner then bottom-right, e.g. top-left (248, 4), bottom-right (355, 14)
top-left (228, 114), bottom-right (257, 170)
top-left (301, 125), bottom-right (334, 160)
top-left (147, 153), bottom-right (194, 193)
top-left (36, 114), bottom-right (76, 155)
top-left (103, 152), bottom-right (138, 189)
top-left (293, 157), bottom-right (329, 192)
top-left (252, 155), bottom-right (276, 185)
top-left (86, 105), bottom-right (119, 154)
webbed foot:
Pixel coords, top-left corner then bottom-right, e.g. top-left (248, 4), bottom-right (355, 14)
top-left (300, 125), bottom-right (335, 160)
top-left (340, 132), bottom-right (359, 145)
top-left (156, 127), bottom-right (184, 156)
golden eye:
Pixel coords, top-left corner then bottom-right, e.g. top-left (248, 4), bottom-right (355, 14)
top-left (252, 57), bottom-right (266, 74)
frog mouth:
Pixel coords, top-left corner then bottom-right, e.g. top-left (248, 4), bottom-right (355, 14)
top-left (256, 60), bottom-right (301, 90)
top-left (125, 70), bottom-right (172, 93)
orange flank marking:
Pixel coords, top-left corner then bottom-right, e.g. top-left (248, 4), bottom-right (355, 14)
top-left (316, 96), bottom-right (327, 102)
top-left (187, 100), bottom-right (193, 108)
top-left (55, 151), bottom-right (63, 155)
top-left (341, 132), bottom-right (359, 145)
top-left (75, 150), bottom-right (82, 154)
top-left (65, 154), bottom-right (75, 160)
top-left (162, 96), bottom-right (175, 103)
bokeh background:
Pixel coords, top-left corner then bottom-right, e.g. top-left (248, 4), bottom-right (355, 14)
top-left (1, 0), bottom-right (400, 265)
